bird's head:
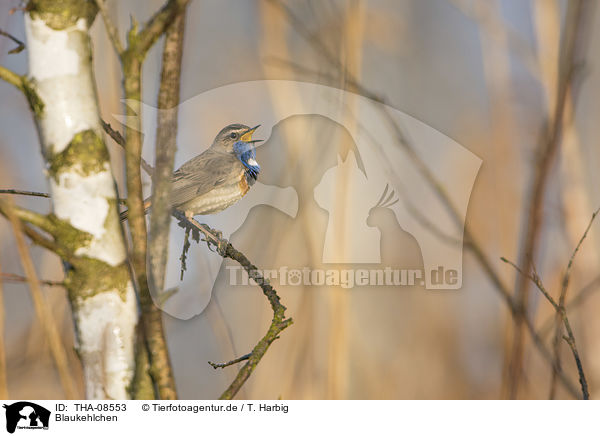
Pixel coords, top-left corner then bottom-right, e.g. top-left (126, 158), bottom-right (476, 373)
top-left (212, 123), bottom-right (262, 151)
top-left (212, 123), bottom-right (262, 179)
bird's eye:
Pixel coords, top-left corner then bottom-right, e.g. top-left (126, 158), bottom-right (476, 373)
top-left (230, 132), bottom-right (238, 139)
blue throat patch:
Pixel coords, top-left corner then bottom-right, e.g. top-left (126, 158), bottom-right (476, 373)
top-left (233, 141), bottom-right (260, 182)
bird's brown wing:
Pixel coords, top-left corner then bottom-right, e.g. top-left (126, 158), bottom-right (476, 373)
top-left (169, 148), bottom-right (243, 208)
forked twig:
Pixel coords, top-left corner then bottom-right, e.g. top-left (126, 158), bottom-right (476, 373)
top-left (548, 207), bottom-right (599, 398)
top-left (500, 254), bottom-right (590, 400)
top-left (173, 210), bottom-right (293, 400)
top-left (0, 28), bottom-right (25, 54)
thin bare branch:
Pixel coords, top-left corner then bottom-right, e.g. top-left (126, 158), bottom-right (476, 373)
top-left (0, 272), bottom-right (64, 287)
top-left (0, 189), bottom-right (49, 199)
top-left (501, 258), bottom-right (558, 308)
top-left (100, 119), bottom-right (125, 146)
top-left (94, 0), bottom-right (124, 56)
top-left (101, 119), bottom-right (154, 176)
top-left (561, 207), bottom-right (600, 300)
top-left (100, 119), bottom-right (154, 178)
top-left (563, 330), bottom-right (588, 399)
top-left (148, 4), bottom-right (187, 299)
top-left (550, 208), bottom-right (598, 398)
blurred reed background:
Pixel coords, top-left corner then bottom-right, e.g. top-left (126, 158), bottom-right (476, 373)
top-left (1, 0), bottom-right (600, 399)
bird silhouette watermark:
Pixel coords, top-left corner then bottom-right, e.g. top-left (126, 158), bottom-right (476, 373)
top-left (111, 80), bottom-right (480, 319)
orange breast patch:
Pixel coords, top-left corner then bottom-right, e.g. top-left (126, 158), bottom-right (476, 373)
top-left (238, 172), bottom-right (250, 196)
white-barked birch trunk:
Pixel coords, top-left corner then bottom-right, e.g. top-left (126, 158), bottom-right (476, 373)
top-left (23, 2), bottom-right (137, 399)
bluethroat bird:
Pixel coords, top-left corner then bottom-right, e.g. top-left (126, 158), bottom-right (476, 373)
top-left (120, 124), bottom-right (262, 221)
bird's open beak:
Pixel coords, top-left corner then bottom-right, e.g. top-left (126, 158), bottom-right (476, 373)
top-left (241, 125), bottom-right (262, 143)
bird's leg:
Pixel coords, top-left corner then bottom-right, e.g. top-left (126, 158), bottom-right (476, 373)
top-left (186, 212), bottom-right (227, 254)
top-left (199, 223), bottom-right (226, 255)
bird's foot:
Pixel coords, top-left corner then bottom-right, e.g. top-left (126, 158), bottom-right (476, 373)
top-left (205, 229), bottom-right (228, 256)
top-left (216, 237), bottom-right (229, 256)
